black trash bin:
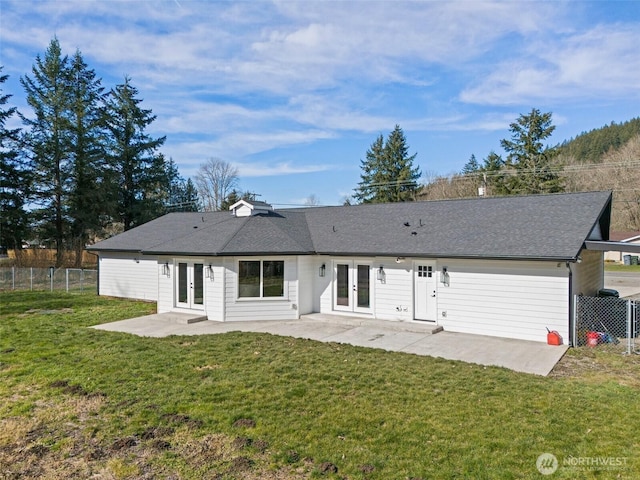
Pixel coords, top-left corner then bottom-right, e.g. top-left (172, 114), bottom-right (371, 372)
top-left (597, 288), bottom-right (619, 298)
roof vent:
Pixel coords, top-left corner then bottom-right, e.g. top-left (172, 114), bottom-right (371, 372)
top-left (229, 199), bottom-right (273, 217)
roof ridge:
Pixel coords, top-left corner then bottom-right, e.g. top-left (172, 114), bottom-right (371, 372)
top-left (277, 190), bottom-right (613, 214)
top-left (142, 211), bottom-right (243, 253)
top-left (267, 211), bottom-right (315, 252)
top-left (215, 215), bottom-right (251, 253)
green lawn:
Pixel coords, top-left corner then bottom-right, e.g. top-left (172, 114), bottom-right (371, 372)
top-left (1, 291), bottom-right (639, 479)
top-left (604, 263), bottom-right (640, 272)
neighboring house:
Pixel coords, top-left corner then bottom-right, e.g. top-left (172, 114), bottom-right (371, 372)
top-left (604, 232), bottom-right (640, 263)
top-left (88, 191), bottom-right (615, 345)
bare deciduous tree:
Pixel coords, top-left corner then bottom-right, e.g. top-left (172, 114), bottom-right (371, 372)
top-left (304, 194), bottom-right (320, 206)
top-left (195, 158), bottom-right (239, 212)
top-left (565, 135), bottom-right (640, 230)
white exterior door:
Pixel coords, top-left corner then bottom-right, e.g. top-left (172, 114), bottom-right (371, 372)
top-left (334, 261), bottom-right (372, 314)
top-left (414, 262), bottom-right (437, 321)
top-left (176, 261), bottom-right (204, 310)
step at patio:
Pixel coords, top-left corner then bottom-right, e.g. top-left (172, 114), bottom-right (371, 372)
top-left (163, 312), bottom-right (208, 324)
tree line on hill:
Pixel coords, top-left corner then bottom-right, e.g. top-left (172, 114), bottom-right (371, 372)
top-left (355, 109), bottom-right (565, 202)
top-left (354, 113), bottom-right (639, 231)
top-left (415, 114), bottom-right (640, 231)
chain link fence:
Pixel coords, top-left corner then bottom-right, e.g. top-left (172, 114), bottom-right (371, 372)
top-left (574, 295), bottom-right (638, 354)
top-left (0, 267), bottom-right (97, 293)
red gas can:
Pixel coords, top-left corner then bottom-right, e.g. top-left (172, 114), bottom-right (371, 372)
top-left (547, 330), bottom-right (562, 346)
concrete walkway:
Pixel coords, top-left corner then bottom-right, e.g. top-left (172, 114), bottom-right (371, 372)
top-left (92, 313), bottom-right (568, 376)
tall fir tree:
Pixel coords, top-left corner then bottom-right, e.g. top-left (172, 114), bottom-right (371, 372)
top-left (104, 77), bottom-right (166, 230)
top-left (0, 67), bottom-right (30, 250)
top-left (462, 154), bottom-right (479, 175)
top-left (480, 151), bottom-right (507, 196)
top-left (354, 133), bottom-right (384, 203)
top-left (354, 125), bottom-right (421, 203)
top-left (500, 108), bottom-right (564, 194)
top-left (67, 50), bottom-right (109, 265)
top-left (164, 157), bottom-right (200, 212)
top-left (20, 38), bottom-right (73, 263)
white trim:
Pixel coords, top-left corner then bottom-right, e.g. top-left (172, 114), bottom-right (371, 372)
top-left (174, 258), bottom-right (205, 311)
top-left (332, 259), bottom-right (374, 315)
top-left (413, 260), bottom-right (438, 322)
top-left (236, 258), bottom-right (288, 300)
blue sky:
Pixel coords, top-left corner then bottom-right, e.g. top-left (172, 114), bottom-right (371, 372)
top-left (2, 1), bottom-right (639, 206)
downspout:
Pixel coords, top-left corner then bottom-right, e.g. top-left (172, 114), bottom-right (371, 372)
top-left (567, 261), bottom-right (574, 347)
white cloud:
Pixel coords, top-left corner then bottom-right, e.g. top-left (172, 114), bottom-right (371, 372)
top-left (460, 24), bottom-right (640, 105)
top-left (4, 0), bottom-right (637, 191)
top-left (235, 160), bottom-right (333, 177)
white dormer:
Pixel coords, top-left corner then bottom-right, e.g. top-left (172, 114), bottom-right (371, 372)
top-left (229, 199), bottom-right (273, 217)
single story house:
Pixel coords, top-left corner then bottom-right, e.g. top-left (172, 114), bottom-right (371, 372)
top-left (88, 191), bottom-right (616, 345)
top-left (604, 231), bottom-right (640, 263)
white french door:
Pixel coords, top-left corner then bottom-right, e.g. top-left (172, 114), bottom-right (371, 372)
top-left (176, 261), bottom-right (204, 310)
top-left (414, 261), bottom-right (437, 321)
top-left (334, 261), bottom-right (372, 314)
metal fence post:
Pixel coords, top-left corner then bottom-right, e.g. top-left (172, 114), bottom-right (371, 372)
top-left (572, 294), bottom-right (577, 347)
top-left (12, 266), bottom-right (15, 290)
top-left (66, 268), bottom-right (69, 292)
top-left (30, 267), bottom-right (33, 291)
top-left (627, 300), bottom-right (633, 356)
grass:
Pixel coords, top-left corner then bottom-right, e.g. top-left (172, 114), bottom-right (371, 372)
top-left (1, 291), bottom-right (639, 479)
top-left (604, 263), bottom-right (640, 272)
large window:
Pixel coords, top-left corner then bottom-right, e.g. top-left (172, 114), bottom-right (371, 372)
top-left (238, 260), bottom-right (284, 298)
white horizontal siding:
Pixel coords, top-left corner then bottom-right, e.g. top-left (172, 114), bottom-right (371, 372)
top-left (437, 259), bottom-right (569, 343)
top-left (98, 252), bottom-right (158, 301)
top-left (204, 262), bottom-right (225, 321)
top-left (157, 256), bottom-right (173, 313)
top-left (297, 256), bottom-right (317, 315)
top-left (223, 256), bottom-right (299, 321)
top-left (373, 258), bottom-right (413, 321)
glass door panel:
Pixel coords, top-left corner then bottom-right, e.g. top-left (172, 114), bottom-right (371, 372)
top-left (176, 261), bottom-right (204, 309)
top-left (178, 262), bottom-right (188, 304)
top-left (336, 263), bottom-right (350, 306)
top-left (357, 265), bottom-right (370, 308)
top-left (193, 263), bottom-right (204, 305)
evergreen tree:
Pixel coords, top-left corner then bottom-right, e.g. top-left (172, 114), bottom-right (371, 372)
top-left (0, 67), bottom-right (30, 250)
top-left (500, 108), bottom-right (564, 194)
top-left (67, 50), bottom-right (109, 265)
top-left (181, 178), bottom-right (200, 212)
top-left (219, 189), bottom-right (259, 211)
top-left (354, 133), bottom-right (384, 203)
top-left (480, 151), bottom-right (508, 196)
top-left (20, 38), bottom-right (73, 263)
top-left (104, 77), bottom-right (166, 230)
top-left (165, 158), bottom-right (200, 212)
top-left (462, 154), bottom-right (479, 175)
top-left (354, 125), bottom-right (421, 203)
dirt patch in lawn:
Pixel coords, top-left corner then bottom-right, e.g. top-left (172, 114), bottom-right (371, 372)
top-left (0, 389), bottom-right (312, 480)
top-left (549, 347), bottom-right (640, 388)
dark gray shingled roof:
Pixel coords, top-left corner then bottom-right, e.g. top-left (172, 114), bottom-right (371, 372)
top-left (88, 191), bottom-right (612, 261)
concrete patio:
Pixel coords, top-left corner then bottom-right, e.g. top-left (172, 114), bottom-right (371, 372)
top-left (92, 312), bottom-right (569, 376)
